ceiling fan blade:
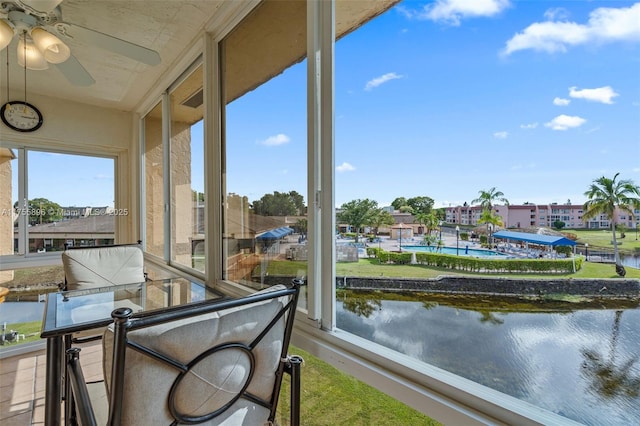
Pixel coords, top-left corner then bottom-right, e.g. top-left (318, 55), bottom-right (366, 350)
top-left (55, 54), bottom-right (95, 86)
top-left (61, 23), bottom-right (161, 66)
top-left (17, 0), bottom-right (63, 14)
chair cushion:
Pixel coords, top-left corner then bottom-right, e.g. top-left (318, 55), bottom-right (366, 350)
top-left (62, 246), bottom-right (145, 290)
top-left (102, 285), bottom-right (290, 425)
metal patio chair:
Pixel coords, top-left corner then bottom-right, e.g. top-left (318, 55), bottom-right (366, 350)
top-left (66, 280), bottom-right (304, 426)
top-left (61, 241), bottom-right (146, 291)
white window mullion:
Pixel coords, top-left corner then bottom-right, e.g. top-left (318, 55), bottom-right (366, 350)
top-left (307, 0), bottom-right (336, 331)
top-left (204, 33), bottom-right (222, 285)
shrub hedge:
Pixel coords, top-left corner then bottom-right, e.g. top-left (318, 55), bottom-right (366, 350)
top-left (367, 248), bottom-right (581, 274)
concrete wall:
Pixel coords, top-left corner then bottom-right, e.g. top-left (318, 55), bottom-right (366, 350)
top-left (337, 276), bottom-right (640, 297)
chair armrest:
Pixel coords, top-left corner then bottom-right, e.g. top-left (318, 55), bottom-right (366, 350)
top-left (66, 348), bottom-right (98, 426)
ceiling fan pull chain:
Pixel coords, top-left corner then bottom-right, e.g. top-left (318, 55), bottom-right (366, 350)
top-left (23, 30), bottom-right (27, 108)
top-left (5, 48), bottom-right (9, 109)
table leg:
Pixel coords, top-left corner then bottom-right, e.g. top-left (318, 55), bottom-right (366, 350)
top-left (45, 335), bottom-right (62, 426)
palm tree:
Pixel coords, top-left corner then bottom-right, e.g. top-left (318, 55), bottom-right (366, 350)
top-left (415, 211), bottom-right (438, 236)
top-left (477, 209), bottom-right (503, 247)
top-left (471, 187), bottom-right (509, 211)
top-left (472, 188), bottom-right (509, 242)
top-left (583, 173), bottom-right (640, 276)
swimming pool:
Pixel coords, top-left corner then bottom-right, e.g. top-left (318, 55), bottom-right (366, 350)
top-left (402, 245), bottom-right (507, 257)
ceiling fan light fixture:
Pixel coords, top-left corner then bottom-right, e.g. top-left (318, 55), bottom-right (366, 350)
top-left (31, 27), bottom-right (69, 63)
top-left (0, 20), bottom-right (14, 51)
top-left (17, 36), bottom-right (49, 70)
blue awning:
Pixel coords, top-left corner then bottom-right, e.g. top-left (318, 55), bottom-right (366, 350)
top-left (492, 230), bottom-right (576, 246)
top-left (256, 227), bottom-right (293, 240)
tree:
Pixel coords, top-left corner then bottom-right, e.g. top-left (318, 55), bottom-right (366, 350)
top-left (292, 218), bottom-right (307, 235)
top-left (471, 187), bottom-right (509, 211)
top-left (337, 199), bottom-right (379, 243)
top-left (391, 197), bottom-right (407, 211)
top-left (477, 209), bottom-right (503, 247)
top-left (14, 197), bottom-right (63, 224)
top-left (288, 190), bottom-right (306, 215)
top-left (473, 188), bottom-right (508, 245)
top-left (583, 173), bottom-right (640, 276)
top-left (406, 196), bottom-right (434, 216)
top-left (415, 211), bottom-right (438, 235)
top-left (370, 209), bottom-right (394, 239)
top-left (553, 220), bottom-right (566, 230)
top-left (251, 191), bottom-right (306, 216)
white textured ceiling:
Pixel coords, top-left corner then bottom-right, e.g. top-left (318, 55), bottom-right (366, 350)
top-left (1, 0), bottom-right (398, 112)
top-left (2, 0), bottom-right (222, 111)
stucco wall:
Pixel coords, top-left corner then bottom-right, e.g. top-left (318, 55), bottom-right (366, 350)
top-left (0, 150), bottom-right (14, 283)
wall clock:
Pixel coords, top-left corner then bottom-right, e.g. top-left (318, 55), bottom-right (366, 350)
top-left (1, 101), bottom-right (44, 132)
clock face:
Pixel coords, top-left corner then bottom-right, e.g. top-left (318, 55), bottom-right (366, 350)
top-left (1, 101), bottom-right (43, 132)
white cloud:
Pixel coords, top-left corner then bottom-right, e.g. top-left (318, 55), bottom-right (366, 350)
top-left (569, 86), bottom-right (619, 104)
top-left (544, 114), bottom-right (587, 131)
top-left (502, 3), bottom-right (640, 55)
top-left (336, 162), bottom-right (356, 173)
top-left (493, 131), bottom-right (508, 139)
top-left (258, 133), bottom-right (290, 146)
top-left (544, 7), bottom-right (570, 21)
top-left (553, 97), bottom-right (570, 106)
top-left (520, 122), bottom-right (538, 129)
top-left (414, 0), bottom-right (510, 26)
top-left (365, 72), bottom-right (404, 91)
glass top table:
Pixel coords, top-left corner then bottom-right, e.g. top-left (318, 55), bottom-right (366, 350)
top-left (41, 278), bottom-right (223, 337)
top-left (40, 278), bottom-right (225, 425)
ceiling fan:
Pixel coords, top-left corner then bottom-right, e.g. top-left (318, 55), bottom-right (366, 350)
top-left (0, 0), bottom-right (161, 86)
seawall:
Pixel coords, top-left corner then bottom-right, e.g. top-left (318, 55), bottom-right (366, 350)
top-left (336, 276), bottom-right (640, 297)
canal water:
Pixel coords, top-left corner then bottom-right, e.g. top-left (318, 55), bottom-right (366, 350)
top-left (337, 295), bottom-right (640, 425)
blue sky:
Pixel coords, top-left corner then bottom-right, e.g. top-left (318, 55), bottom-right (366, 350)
top-left (17, 1), bottom-right (640, 210)
top-left (227, 0), bottom-right (640, 209)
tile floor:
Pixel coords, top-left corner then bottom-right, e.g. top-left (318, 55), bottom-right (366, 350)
top-left (1, 343), bottom-right (103, 425)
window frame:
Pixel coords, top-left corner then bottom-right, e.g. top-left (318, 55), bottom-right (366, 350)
top-left (0, 145), bottom-right (118, 269)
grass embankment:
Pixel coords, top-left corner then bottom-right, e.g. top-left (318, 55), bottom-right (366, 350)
top-left (569, 229), bottom-right (640, 252)
top-left (276, 345), bottom-right (440, 426)
top-left (267, 258), bottom-right (640, 279)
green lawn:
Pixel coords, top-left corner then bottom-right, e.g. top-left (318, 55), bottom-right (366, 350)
top-left (276, 345), bottom-right (440, 426)
top-left (0, 321), bottom-right (42, 348)
top-left (565, 228), bottom-right (640, 252)
top-left (266, 257), bottom-right (640, 279)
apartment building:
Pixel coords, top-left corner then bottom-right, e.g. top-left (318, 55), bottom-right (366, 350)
top-left (445, 203), bottom-right (640, 230)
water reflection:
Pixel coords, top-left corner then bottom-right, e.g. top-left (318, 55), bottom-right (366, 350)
top-left (337, 291), bottom-right (640, 425)
top-left (581, 311), bottom-right (640, 400)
